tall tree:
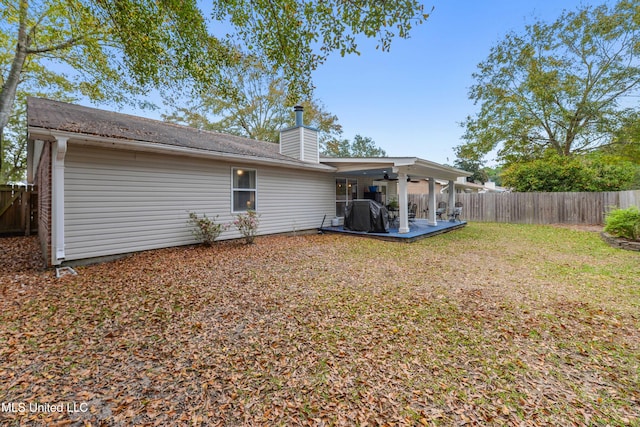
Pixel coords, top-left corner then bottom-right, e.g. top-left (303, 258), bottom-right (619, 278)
top-left (453, 158), bottom-right (488, 184)
top-left (163, 57), bottom-right (343, 146)
top-left (1, 0), bottom-right (429, 180)
top-left (0, 0), bottom-right (217, 178)
top-left (457, 0), bottom-right (640, 165)
top-left (323, 134), bottom-right (386, 157)
top-left (208, 0), bottom-right (431, 102)
top-left (1, 95), bottom-right (26, 182)
top-left (606, 110), bottom-right (640, 163)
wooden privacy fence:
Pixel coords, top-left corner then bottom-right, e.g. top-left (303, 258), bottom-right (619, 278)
top-left (409, 190), bottom-right (640, 225)
top-left (0, 185), bottom-right (38, 235)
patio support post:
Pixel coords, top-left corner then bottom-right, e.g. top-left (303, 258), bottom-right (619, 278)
top-left (448, 179), bottom-right (456, 220)
top-left (427, 177), bottom-right (437, 226)
top-left (397, 172), bottom-right (409, 233)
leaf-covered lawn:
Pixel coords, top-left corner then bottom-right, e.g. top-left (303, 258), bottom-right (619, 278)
top-left (1, 223), bottom-right (639, 426)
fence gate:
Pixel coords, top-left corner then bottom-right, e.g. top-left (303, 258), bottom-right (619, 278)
top-left (0, 185), bottom-right (38, 236)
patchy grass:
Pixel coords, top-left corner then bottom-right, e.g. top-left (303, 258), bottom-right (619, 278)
top-left (0, 223), bottom-right (638, 426)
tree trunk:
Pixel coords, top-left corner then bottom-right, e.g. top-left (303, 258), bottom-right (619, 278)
top-left (0, 0), bottom-right (30, 177)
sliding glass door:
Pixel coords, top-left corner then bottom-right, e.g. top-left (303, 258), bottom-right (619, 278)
top-left (335, 178), bottom-right (358, 217)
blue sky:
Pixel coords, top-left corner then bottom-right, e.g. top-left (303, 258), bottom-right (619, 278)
top-left (309, 0), bottom-right (609, 165)
top-left (108, 0), bottom-right (609, 166)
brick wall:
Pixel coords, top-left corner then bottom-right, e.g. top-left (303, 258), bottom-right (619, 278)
top-left (36, 142), bottom-right (52, 267)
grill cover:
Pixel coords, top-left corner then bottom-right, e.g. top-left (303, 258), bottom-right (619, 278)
top-left (344, 200), bottom-right (389, 233)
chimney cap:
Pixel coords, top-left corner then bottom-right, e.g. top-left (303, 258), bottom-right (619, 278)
top-left (294, 105), bottom-right (304, 127)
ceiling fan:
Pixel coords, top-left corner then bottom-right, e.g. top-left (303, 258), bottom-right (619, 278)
top-left (380, 173), bottom-right (420, 182)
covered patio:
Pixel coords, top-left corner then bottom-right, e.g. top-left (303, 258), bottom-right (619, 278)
top-left (321, 157), bottom-right (472, 235)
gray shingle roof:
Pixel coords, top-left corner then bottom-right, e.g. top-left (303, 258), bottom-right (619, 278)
top-left (27, 97), bottom-right (318, 166)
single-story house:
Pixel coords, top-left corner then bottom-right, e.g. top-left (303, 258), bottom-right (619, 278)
top-left (27, 98), bottom-right (470, 266)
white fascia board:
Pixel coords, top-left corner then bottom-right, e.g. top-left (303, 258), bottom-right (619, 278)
top-left (319, 157), bottom-right (396, 172)
top-left (391, 158), bottom-right (419, 167)
top-left (28, 127), bottom-right (336, 173)
top-left (414, 158), bottom-right (472, 177)
top-left (319, 156), bottom-right (471, 178)
top-left (393, 160), bottom-right (472, 182)
top-left (331, 163), bottom-right (396, 173)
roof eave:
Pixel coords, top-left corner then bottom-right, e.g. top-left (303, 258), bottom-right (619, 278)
top-left (28, 127), bottom-right (337, 172)
top-left (319, 156), bottom-right (471, 180)
top-left (413, 158), bottom-right (472, 177)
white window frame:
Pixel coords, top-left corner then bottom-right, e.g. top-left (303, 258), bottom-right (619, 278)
top-left (231, 167), bottom-right (257, 213)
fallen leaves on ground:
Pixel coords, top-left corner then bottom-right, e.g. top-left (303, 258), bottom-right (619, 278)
top-left (0, 223), bottom-right (638, 426)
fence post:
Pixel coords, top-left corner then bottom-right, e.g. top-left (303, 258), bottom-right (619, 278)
top-left (23, 188), bottom-right (31, 236)
top-left (0, 184), bottom-right (37, 235)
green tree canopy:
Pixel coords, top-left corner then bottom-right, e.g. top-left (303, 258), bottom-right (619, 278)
top-left (0, 0), bottom-right (215, 180)
top-left (457, 0), bottom-right (640, 166)
top-left (1, 0), bottom-right (429, 181)
top-left (323, 134), bottom-right (387, 157)
top-left (502, 153), bottom-right (639, 192)
top-left (453, 158), bottom-right (488, 184)
top-left (207, 0), bottom-right (431, 101)
top-left (162, 57), bottom-right (342, 146)
top-left (605, 110), bottom-right (640, 164)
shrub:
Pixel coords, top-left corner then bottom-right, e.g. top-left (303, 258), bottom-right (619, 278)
top-left (604, 206), bottom-right (640, 241)
top-left (187, 212), bottom-right (229, 245)
top-left (234, 210), bottom-right (260, 244)
top-left (502, 154), bottom-right (639, 192)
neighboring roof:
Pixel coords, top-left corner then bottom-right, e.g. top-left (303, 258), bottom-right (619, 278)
top-left (446, 179), bottom-right (508, 193)
top-left (27, 97), bottom-right (334, 171)
top-left (320, 157), bottom-right (471, 182)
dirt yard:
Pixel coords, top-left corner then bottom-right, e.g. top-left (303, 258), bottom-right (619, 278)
top-left (1, 223), bottom-right (638, 426)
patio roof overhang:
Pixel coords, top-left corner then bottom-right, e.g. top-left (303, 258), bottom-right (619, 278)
top-left (319, 157), bottom-right (472, 182)
top-left (320, 157), bottom-right (472, 234)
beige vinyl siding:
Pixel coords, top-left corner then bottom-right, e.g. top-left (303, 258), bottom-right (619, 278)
top-left (63, 144), bottom-right (334, 261)
top-left (257, 167), bottom-right (335, 233)
top-left (303, 129), bottom-right (318, 163)
top-left (279, 128), bottom-right (301, 160)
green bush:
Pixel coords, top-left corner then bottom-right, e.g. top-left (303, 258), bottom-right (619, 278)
top-left (502, 154), bottom-right (639, 192)
top-left (604, 206), bottom-right (640, 241)
top-left (187, 212), bottom-right (229, 245)
top-left (233, 210), bottom-right (260, 244)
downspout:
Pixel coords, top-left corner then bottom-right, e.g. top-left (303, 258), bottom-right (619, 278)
top-left (51, 136), bottom-right (68, 265)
